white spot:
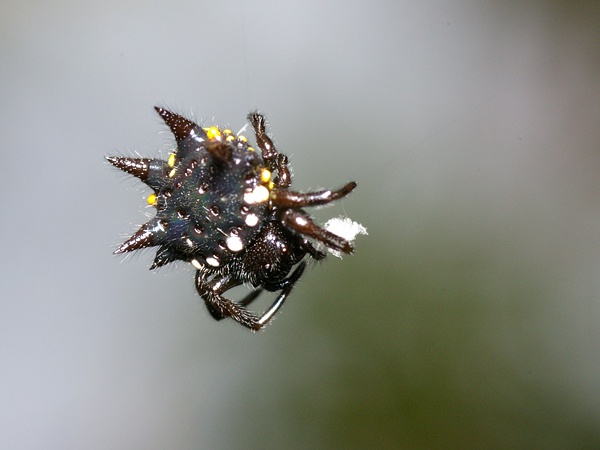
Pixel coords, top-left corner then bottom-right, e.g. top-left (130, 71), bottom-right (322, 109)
top-left (243, 185), bottom-right (270, 204)
top-left (191, 259), bottom-right (203, 270)
top-left (324, 216), bottom-right (368, 258)
top-left (206, 256), bottom-right (220, 267)
top-left (185, 238), bottom-right (194, 247)
top-left (190, 129), bottom-right (205, 143)
top-left (295, 216), bottom-right (308, 226)
top-left (226, 235), bottom-right (244, 252)
top-left (245, 213), bottom-right (259, 227)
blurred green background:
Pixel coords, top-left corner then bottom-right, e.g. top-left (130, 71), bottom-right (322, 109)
top-left (2, 0), bottom-right (599, 448)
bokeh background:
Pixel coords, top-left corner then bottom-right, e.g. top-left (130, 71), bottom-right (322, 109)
top-left (2, 0), bottom-right (600, 448)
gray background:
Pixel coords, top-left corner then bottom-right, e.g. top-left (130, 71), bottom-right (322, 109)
top-left (2, 0), bottom-right (600, 448)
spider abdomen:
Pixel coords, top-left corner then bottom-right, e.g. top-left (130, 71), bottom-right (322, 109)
top-left (157, 142), bottom-right (268, 268)
top-left (108, 108), bottom-right (272, 270)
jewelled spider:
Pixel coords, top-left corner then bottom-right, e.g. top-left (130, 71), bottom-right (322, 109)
top-left (107, 107), bottom-right (363, 330)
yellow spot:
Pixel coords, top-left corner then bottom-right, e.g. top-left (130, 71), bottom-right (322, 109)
top-left (226, 135), bottom-right (235, 142)
top-left (168, 168), bottom-right (176, 178)
top-left (167, 153), bottom-right (176, 167)
top-left (261, 169), bottom-right (271, 183)
top-left (147, 193), bottom-right (157, 206)
top-left (206, 126), bottom-right (221, 140)
top-left (268, 181), bottom-right (274, 190)
top-left (238, 135), bottom-right (247, 143)
top-left (223, 129), bottom-right (232, 135)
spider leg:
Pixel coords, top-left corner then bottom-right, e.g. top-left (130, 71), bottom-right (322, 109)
top-left (198, 273), bottom-right (263, 317)
top-left (248, 112), bottom-right (278, 171)
top-left (195, 272), bottom-right (242, 321)
top-left (195, 271), bottom-right (261, 327)
top-left (194, 262), bottom-right (306, 331)
top-left (254, 262), bottom-right (306, 329)
top-left (274, 153), bottom-right (291, 188)
top-left (261, 261), bottom-right (306, 292)
top-left (302, 239), bottom-right (326, 261)
top-left (248, 114), bottom-right (293, 189)
top-left (271, 181), bottom-right (356, 208)
top-left (239, 288), bottom-right (264, 306)
top-left (283, 209), bottom-right (353, 254)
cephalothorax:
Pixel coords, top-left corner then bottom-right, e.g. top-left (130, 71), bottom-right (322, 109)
top-left (107, 107), bottom-right (363, 330)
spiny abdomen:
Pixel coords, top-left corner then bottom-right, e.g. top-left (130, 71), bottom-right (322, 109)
top-left (107, 107), bottom-right (275, 271)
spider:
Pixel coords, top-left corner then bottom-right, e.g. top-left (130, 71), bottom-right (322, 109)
top-left (107, 107), bottom-right (362, 331)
